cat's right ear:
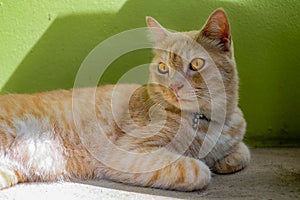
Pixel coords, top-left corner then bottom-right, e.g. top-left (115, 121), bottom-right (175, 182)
top-left (146, 16), bottom-right (170, 44)
top-left (198, 9), bottom-right (231, 51)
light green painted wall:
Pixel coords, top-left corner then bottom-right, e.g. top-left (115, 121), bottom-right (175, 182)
top-left (0, 0), bottom-right (299, 146)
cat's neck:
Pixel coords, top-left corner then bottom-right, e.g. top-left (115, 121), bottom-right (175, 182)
top-left (179, 110), bottom-right (210, 130)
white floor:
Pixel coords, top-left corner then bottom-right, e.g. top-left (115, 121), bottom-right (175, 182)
top-left (0, 148), bottom-right (299, 200)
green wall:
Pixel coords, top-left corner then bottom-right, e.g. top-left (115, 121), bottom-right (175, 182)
top-left (0, 0), bottom-right (299, 146)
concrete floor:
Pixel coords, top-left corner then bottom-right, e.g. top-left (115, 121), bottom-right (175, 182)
top-left (0, 148), bottom-right (299, 200)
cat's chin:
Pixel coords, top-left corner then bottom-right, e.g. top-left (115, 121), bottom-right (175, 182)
top-left (167, 99), bottom-right (200, 112)
top-left (179, 103), bottom-right (200, 112)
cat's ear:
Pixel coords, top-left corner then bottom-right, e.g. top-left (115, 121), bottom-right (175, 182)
top-left (198, 9), bottom-right (231, 51)
top-left (146, 16), bottom-right (170, 44)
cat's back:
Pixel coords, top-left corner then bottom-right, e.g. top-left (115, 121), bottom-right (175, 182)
top-left (0, 89), bottom-right (72, 118)
top-left (0, 84), bottom-right (141, 119)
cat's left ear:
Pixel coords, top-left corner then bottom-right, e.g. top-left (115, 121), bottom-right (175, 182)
top-left (198, 9), bottom-right (231, 51)
top-left (146, 16), bottom-right (170, 44)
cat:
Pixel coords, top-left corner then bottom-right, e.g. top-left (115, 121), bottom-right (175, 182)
top-left (0, 9), bottom-right (250, 191)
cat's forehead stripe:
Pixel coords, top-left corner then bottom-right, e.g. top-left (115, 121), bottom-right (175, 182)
top-left (167, 52), bottom-right (184, 71)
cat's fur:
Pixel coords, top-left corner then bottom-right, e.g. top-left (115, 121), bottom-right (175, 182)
top-left (0, 9), bottom-right (250, 191)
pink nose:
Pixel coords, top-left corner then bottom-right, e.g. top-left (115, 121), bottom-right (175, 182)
top-left (170, 84), bottom-right (184, 93)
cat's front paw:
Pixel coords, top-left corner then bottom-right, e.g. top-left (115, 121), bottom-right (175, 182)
top-left (172, 158), bottom-right (211, 191)
top-left (0, 166), bottom-right (18, 189)
top-left (194, 160), bottom-right (211, 190)
top-left (213, 142), bottom-right (250, 174)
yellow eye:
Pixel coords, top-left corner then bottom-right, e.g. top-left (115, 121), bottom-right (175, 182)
top-left (158, 62), bottom-right (169, 74)
top-left (190, 58), bottom-right (205, 71)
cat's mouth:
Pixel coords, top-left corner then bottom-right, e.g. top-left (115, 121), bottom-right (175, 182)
top-left (166, 91), bottom-right (198, 108)
top-left (169, 91), bottom-right (197, 103)
top-left (161, 89), bottom-right (212, 120)
top-left (169, 93), bottom-right (189, 103)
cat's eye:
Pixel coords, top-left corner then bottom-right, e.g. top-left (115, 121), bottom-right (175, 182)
top-left (190, 58), bottom-right (205, 71)
top-left (157, 62), bottom-right (169, 74)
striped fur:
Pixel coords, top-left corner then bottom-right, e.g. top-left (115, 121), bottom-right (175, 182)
top-left (0, 9), bottom-right (249, 191)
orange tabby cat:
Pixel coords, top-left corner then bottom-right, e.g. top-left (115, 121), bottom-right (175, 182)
top-left (0, 9), bottom-right (250, 191)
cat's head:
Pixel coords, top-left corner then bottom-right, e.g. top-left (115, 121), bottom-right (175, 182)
top-left (146, 9), bottom-right (238, 118)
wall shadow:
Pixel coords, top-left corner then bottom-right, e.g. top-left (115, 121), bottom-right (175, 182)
top-left (1, 0), bottom-right (232, 94)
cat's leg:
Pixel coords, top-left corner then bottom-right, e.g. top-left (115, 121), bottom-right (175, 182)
top-left (103, 148), bottom-right (211, 191)
top-left (213, 142), bottom-right (250, 174)
top-left (0, 133), bottom-right (67, 189)
top-left (0, 131), bottom-right (22, 189)
top-left (0, 164), bottom-right (21, 189)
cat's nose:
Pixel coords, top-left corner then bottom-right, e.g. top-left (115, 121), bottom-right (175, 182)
top-left (169, 84), bottom-right (184, 93)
